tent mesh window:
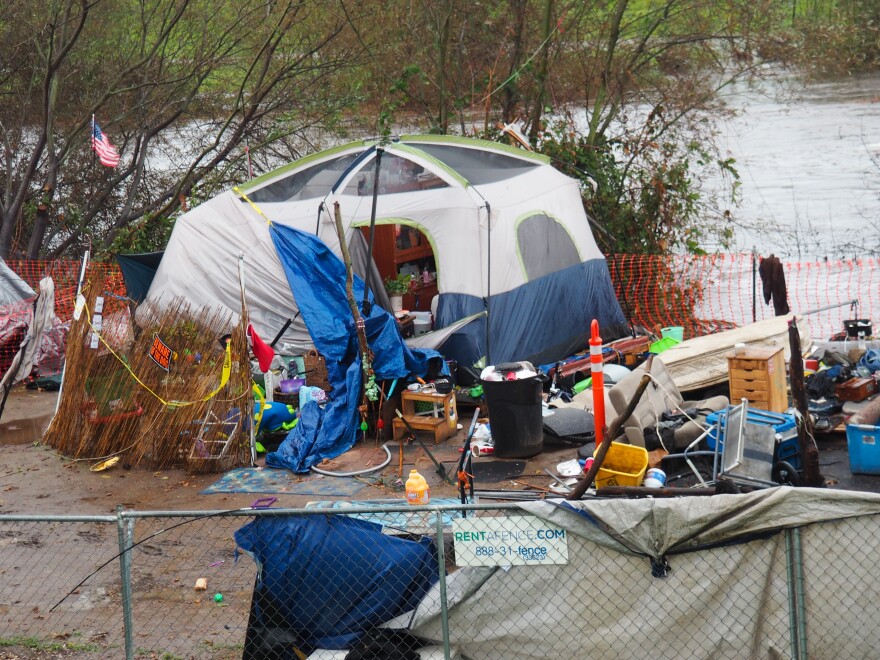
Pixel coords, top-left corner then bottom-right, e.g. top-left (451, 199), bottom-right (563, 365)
top-left (247, 153), bottom-right (363, 203)
top-left (517, 214), bottom-right (581, 280)
top-left (414, 143), bottom-right (541, 184)
top-left (343, 153), bottom-right (448, 196)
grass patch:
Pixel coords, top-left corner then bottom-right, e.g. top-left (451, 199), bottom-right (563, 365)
top-left (0, 635), bottom-right (101, 652)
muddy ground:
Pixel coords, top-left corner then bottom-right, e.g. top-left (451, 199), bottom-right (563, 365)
top-left (0, 386), bottom-right (584, 659)
top-left (0, 385), bottom-right (875, 659)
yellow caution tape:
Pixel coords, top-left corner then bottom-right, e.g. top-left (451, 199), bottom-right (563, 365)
top-left (79, 295), bottom-right (234, 409)
top-left (233, 186), bottom-right (273, 225)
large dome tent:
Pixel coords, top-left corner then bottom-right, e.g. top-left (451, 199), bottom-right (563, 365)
top-left (146, 135), bottom-right (628, 368)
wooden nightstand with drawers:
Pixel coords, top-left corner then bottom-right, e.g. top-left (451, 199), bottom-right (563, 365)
top-left (727, 346), bottom-right (788, 413)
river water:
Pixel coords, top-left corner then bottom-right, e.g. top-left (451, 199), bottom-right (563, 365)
top-left (707, 71), bottom-right (880, 260)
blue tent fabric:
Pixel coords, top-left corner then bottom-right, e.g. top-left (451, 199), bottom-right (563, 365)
top-left (235, 514), bottom-right (438, 652)
top-left (265, 224), bottom-right (443, 473)
top-left (435, 259), bottom-right (628, 367)
top-left (115, 252), bottom-right (164, 303)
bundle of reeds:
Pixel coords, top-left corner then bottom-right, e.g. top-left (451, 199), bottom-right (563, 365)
top-left (44, 273), bottom-right (252, 472)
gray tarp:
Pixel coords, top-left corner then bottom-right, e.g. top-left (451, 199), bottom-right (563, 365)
top-left (399, 487), bottom-right (880, 659)
top-left (0, 259), bottom-right (34, 306)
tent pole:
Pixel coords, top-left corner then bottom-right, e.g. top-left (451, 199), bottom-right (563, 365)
top-left (53, 247), bottom-right (90, 418)
top-left (485, 202), bottom-right (492, 365)
top-left (361, 147), bottom-right (384, 316)
top-left (313, 201), bottom-right (324, 236)
top-left (238, 254), bottom-right (257, 467)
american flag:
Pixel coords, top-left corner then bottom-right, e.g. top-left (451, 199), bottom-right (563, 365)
top-left (91, 121), bottom-right (120, 168)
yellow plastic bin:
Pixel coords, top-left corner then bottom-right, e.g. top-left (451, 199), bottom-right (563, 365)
top-left (594, 442), bottom-right (649, 488)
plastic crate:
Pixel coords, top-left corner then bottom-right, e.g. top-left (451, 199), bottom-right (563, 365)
top-left (775, 431), bottom-right (802, 470)
top-left (847, 424), bottom-right (880, 475)
top-left (594, 442), bottom-right (648, 488)
top-left (706, 408), bottom-right (796, 450)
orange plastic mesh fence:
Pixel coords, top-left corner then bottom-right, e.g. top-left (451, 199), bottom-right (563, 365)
top-left (2, 260), bottom-right (126, 378)
top-left (2, 255), bottom-right (879, 380)
top-left (608, 254), bottom-right (879, 342)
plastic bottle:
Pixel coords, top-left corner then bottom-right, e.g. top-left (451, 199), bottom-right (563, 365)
top-left (405, 469), bottom-right (430, 505)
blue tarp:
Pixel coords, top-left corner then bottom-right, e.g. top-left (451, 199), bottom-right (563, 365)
top-left (265, 224), bottom-right (443, 473)
top-left (235, 515), bottom-right (438, 652)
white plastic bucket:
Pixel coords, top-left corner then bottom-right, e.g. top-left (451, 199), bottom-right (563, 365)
top-left (661, 326), bottom-right (684, 342)
top-left (412, 311), bottom-right (432, 336)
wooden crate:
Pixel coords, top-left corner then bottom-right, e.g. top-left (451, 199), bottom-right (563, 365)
top-left (392, 389), bottom-right (458, 444)
top-left (727, 346), bottom-right (788, 413)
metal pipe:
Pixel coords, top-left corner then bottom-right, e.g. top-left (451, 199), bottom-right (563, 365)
top-left (751, 248), bottom-right (757, 323)
top-left (485, 202), bottom-right (492, 365)
top-left (792, 527), bottom-right (808, 658)
top-left (435, 507), bottom-right (452, 660)
top-left (800, 298), bottom-right (858, 317)
top-left (361, 148), bottom-right (384, 315)
top-left (119, 502), bottom-right (526, 518)
top-left (117, 506), bottom-right (135, 660)
top-left (784, 529), bottom-right (801, 660)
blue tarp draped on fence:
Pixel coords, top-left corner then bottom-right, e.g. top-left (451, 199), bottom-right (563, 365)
top-left (235, 515), bottom-right (438, 652)
top-left (265, 224), bottom-right (442, 473)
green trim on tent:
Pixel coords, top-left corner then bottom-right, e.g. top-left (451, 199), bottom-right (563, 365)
top-left (512, 210), bottom-right (582, 282)
top-left (351, 218), bottom-right (442, 290)
top-left (399, 134), bottom-right (550, 164)
top-left (237, 140), bottom-right (376, 192)
top-left (390, 143), bottom-right (470, 188)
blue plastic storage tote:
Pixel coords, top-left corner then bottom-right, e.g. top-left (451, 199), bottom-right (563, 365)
top-left (847, 424), bottom-right (880, 475)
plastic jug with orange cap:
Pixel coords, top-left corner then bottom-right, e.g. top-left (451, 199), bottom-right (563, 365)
top-left (405, 469), bottom-right (430, 505)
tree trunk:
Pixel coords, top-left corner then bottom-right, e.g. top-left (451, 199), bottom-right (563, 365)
top-left (528, 0), bottom-right (554, 143)
top-left (501, 0), bottom-right (528, 125)
top-left (437, 0), bottom-right (452, 134)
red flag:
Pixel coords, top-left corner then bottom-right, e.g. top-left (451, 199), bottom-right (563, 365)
top-left (91, 121), bottom-right (120, 168)
top-left (247, 323), bottom-right (275, 373)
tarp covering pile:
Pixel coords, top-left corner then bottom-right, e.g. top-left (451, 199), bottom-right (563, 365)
top-left (389, 487), bottom-right (880, 658)
top-left (235, 514), bottom-right (438, 653)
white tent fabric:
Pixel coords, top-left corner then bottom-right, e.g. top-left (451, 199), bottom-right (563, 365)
top-left (400, 487), bottom-right (880, 659)
top-left (147, 136), bottom-right (626, 365)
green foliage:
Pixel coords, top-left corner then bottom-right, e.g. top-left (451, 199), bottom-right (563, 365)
top-left (536, 113), bottom-right (738, 256)
top-left (0, 635), bottom-right (101, 653)
top-left (106, 214), bottom-right (174, 257)
top-left (384, 272), bottom-right (413, 295)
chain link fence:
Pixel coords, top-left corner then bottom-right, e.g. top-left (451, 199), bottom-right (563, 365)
top-left (1, 501), bottom-right (879, 658)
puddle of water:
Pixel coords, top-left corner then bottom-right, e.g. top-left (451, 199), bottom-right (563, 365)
top-left (0, 414), bottom-right (53, 445)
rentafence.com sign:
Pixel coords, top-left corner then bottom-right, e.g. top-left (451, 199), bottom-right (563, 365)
top-left (452, 516), bottom-right (569, 566)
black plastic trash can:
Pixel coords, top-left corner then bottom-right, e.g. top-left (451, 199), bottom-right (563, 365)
top-left (482, 374), bottom-right (545, 458)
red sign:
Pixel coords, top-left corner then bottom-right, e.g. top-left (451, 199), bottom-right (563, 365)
top-left (149, 334), bottom-right (173, 371)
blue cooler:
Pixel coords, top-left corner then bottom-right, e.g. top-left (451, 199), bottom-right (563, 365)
top-left (706, 408), bottom-right (798, 466)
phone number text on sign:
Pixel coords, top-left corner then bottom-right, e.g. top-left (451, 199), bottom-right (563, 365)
top-left (453, 516), bottom-right (569, 566)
